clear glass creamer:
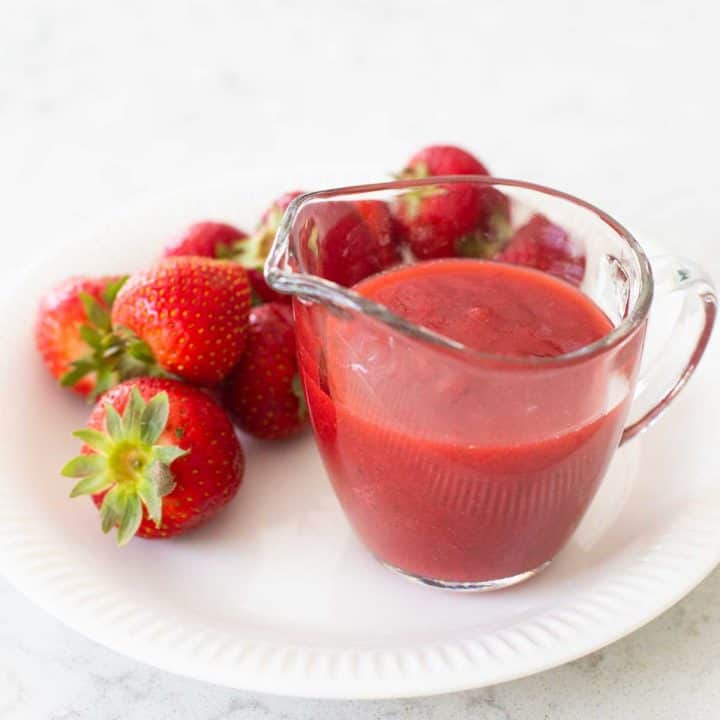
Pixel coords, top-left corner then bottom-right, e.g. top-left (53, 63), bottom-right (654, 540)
top-left (266, 177), bottom-right (716, 591)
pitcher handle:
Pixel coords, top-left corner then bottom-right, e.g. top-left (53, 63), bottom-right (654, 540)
top-left (621, 255), bottom-right (717, 444)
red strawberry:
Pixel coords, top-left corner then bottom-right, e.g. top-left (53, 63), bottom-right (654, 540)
top-left (35, 275), bottom-right (129, 398)
top-left (404, 144), bottom-right (489, 176)
top-left (498, 213), bottom-right (586, 286)
top-left (295, 201), bottom-right (398, 287)
top-left (162, 221), bottom-right (248, 260)
top-left (395, 183), bottom-right (483, 260)
top-left (61, 377), bottom-right (244, 545)
top-left (112, 257), bottom-right (251, 385)
top-left (394, 145), bottom-right (511, 260)
top-left (224, 303), bottom-right (306, 439)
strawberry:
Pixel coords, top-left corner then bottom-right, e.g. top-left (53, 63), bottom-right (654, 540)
top-left (35, 275), bottom-right (134, 398)
top-left (498, 213), bottom-right (586, 286)
top-left (395, 183), bottom-right (483, 260)
top-left (223, 303), bottom-right (306, 439)
top-left (112, 257), bottom-right (251, 385)
top-left (61, 377), bottom-right (244, 545)
top-left (295, 200), bottom-right (398, 287)
top-left (162, 221), bottom-right (248, 260)
top-left (404, 144), bottom-right (489, 176)
top-left (394, 144), bottom-right (511, 260)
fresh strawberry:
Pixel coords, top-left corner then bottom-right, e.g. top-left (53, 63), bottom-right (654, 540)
top-left (295, 200), bottom-right (398, 287)
top-left (35, 275), bottom-right (131, 398)
top-left (61, 377), bottom-right (244, 545)
top-left (112, 257), bottom-right (251, 385)
top-left (394, 183), bottom-right (484, 260)
top-left (394, 144), bottom-right (511, 260)
top-left (162, 221), bottom-right (248, 260)
top-left (404, 144), bottom-right (489, 176)
top-left (223, 303), bottom-right (306, 439)
top-left (498, 213), bottom-right (585, 286)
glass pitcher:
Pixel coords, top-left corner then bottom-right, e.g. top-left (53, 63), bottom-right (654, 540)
top-left (266, 177), bottom-right (716, 591)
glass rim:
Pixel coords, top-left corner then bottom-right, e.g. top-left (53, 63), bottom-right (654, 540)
top-left (266, 176), bottom-right (654, 367)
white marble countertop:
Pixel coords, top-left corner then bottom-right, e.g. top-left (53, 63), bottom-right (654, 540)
top-left (1, 1), bottom-right (719, 717)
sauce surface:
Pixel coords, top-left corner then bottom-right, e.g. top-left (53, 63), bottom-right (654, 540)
top-left (357, 258), bottom-right (611, 357)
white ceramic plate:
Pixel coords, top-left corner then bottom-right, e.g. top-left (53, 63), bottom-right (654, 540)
top-left (0, 171), bottom-right (718, 699)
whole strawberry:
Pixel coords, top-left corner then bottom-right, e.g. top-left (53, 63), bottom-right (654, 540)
top-left (295, 201), bottom-right (398, 287)
top-left (498, 213), bottom-right (585, 286)
top-left (394, 144), bottom-right (511, 260)
top-left (404, 144), bottom-right (489, 176)
top-left (224, 303), bottom-right (306, 439)
top-left (61, 377), bottom-right (244, 544)
top-left (35, 275), bottom-right (130, 398)
top-left (163, 221), bottom-right (248, 260)
top-left (112, 257), bottom-right (251, 385)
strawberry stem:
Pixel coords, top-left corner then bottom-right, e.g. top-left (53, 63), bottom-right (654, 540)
top-left (61, 387), bottom-right (189, 546)
top-left (396, 185), bottom-right (446, 222)
top-left (216, 208), bottom-right (282, 269)
top-left (60, 276), bottom-right (170, 400)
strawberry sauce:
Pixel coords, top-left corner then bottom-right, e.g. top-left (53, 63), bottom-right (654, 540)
top-left (295, 259), bottom-right (635, 584)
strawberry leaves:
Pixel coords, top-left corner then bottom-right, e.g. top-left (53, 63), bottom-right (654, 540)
top-left (217, 224), bottom-right (273, 273)
top-left (395, 159), bottom-right (448, 222)
top-left (59, 278), bottom-right (127, 399)
top-left (102, 276), bottom-right (128, 307)
top-left (61, 387), bottom-right (189, 546)
top-left (79, 291), bottom-right (112, 333)
top-left (62, 454), bottom-right (106, 479)
top-left (59, 276), bottom-right (170, 400)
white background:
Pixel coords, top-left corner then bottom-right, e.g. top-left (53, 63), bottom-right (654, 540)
top-left (1, 1), bottom-right (719, 717)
